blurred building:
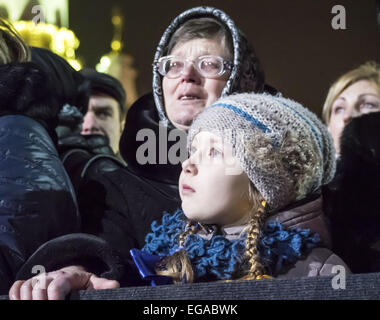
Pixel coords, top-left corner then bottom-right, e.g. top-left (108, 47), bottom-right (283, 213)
top-left (96, 7), bottom-right (138, 109)
top-left (0, 0), bottom-right (138, 111)
top-left (0, 0), bottom-right (81, 69)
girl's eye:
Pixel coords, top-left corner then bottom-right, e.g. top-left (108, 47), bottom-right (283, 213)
top-left (190, 146), bottom-right (197, 155)
top-left (209, 148), bottom-right (222, 157)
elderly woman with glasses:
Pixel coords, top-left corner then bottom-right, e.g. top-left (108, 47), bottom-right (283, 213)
top-left (153, 14), bottom-right (262, 131)
top-left (10, 7), bottom-right (276, 299)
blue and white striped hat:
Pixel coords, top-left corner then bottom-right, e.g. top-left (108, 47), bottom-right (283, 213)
top-left (188, 92), bottom-right (336, 212)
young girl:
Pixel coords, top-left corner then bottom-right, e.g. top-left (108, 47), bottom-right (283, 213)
top-left (10, 93), bottom-right (348, 299)
top-left (130, 92), bottom-right (347, 285)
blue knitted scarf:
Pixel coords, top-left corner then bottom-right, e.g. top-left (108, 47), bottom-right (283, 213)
top-left (142, 209), bottom-right (320, 281)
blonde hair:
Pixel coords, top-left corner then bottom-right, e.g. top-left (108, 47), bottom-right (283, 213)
top-left (0, 18), bottom-right (30, 64)
top-left (156, 220), bottom-right (199, 283)
top-left (156, 184), bottom-right (267, 283)
top-left (239, 184), bottom-right (267, 280)
top-left (322, 61), bottom-right (380, 124)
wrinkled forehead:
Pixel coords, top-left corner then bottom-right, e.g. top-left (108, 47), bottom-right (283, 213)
top-left (166, 17), bottom-right (234, 56)
top-left (169, 37), bottom-right (232, 59)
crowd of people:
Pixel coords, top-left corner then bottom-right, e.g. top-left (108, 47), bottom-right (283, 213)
top-left (0, 6), bottom-right (379, 300)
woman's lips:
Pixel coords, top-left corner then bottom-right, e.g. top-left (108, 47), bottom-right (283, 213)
top-left (179, 95), bottom-right (200, 100)
top-left (178, 88), bottom-right (203, 101)
top-left (182, 183), bottom-right (195, 195)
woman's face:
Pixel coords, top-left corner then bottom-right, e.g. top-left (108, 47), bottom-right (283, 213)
top-left (328, 80), bottom-right (380, 154)
top-left (179, 131), bottom-right (253, 227)
top-left (162, 38), bottom-right (231, 131)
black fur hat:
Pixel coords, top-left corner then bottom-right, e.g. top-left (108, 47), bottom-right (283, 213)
top-left (79, 68), bottom-right (126, 112)
top-left (340, 111), bottom-right (380, 165)
top-left (0, 62), bottom-right (60, 137)
top-left (30, 47), bottom-right (90, 115)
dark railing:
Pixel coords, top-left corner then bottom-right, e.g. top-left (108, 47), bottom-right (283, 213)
top-left (2, 272), bottom-right (380, 300)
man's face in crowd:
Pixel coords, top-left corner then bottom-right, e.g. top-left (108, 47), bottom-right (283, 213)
top-left (81, 93), bottom-right (123, 154)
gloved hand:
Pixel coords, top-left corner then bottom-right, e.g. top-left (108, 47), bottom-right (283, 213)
top-left (58, 134), bottom-right (115, 157)
top-left (55, 104), bottom-right (116, 157)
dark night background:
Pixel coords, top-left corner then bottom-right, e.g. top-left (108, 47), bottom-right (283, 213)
top-left (69, 0), bottom-right (380, 117)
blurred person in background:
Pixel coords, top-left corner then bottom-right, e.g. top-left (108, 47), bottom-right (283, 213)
top-left (322, 62), bottom-right (380, 273)
top-left (79, 68), bottom-right (126, 159)
top-left (322, 61), bottom-right (380, 156)
top-left (0, 19), bottom-right (84, 294)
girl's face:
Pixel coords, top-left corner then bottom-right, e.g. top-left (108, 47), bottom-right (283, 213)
top-left (328, 80), bottom-right (380, 154)
top-left (179, 131), bottom-right (253, 227)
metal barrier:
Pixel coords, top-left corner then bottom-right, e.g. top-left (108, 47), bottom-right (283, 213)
top-left (2, 272), bottom-right (379, 300)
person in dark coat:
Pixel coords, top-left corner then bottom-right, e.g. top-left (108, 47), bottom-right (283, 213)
top-left (321, 61), bottom-right (380, 273)
top-left (0, 32), bottom-right (83, 293)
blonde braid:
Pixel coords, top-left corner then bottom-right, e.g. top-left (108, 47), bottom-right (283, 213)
top-left (156, 220), bottom-right (199, 283)
top-left (242, 201), bottom-right (267, 280)
top-left (239, 184), bottom-right (272, 280)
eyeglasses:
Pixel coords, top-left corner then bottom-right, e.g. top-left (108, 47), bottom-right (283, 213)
top-left (156, 55), bottom-right (233, 79)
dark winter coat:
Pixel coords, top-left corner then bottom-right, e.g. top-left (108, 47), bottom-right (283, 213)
top-left (323, 111), bottom-right (380, 274)
top-left (64, 92), bottom-right (181, 263)
top-left (0, 115), bottom-right (80, 294)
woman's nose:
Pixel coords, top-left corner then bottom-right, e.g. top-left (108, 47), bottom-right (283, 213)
top-left (343, 107), bottom-right (360, 125)
top-left (342, 111), bottom-right (352, 125)
top-left (180, 62), bottom-right (201, 84)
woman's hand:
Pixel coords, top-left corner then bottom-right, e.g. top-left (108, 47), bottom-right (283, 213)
top-left (9, 265), bottom-right (120, 300)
